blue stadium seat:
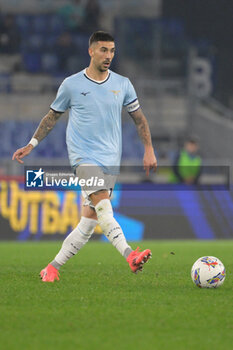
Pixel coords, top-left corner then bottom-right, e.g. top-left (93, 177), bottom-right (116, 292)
top-left (49, 15), bottom-right (66, 34)
top-left (41, 53), bottom-right (59, 73)
top-left (66, 56), bottom-right (84, 74)
top-left (161, 19), bottom-right (184, 37)
top-left (33, 15), bottom-right (49, 34)
top-left (72, 34), bottom-right (89, 51)
top-left (122, 122), bottom-right (144, 161)
top-left (28, 34), bottom-right (44, 51)
top-left (12, 122), bottom-right (33, 150)
top-left (44, 35), bottom-right (59, 51)
top-left (46, 122), bottom-right (67, 157)
top-left (23, 52), bottom-right (41, 73)
top-left (0, 120), bottom-right (67, 158)
top-left (15, 15), bottom-right (32, 33)
top-left (0, 74), bottom-right (11, 93)
top-left (0, 122), bottom-right (12, 156)
top-left (51, 73), bottom-right (67, 90)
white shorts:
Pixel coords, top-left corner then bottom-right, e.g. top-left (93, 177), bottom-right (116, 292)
top-left (75, 164), bottom-right (117, 208)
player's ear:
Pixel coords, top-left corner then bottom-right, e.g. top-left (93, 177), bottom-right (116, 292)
top-left (88, 46), bottom-right (94, 58)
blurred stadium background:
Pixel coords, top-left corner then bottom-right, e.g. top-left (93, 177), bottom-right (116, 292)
top-left (0, 0), bottom-right (233, 241)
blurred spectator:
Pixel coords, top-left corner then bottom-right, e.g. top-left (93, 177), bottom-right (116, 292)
top-left (169, 136), bottom-right (202, 184)
top-left (0, 14), bottom-right (20, 54)
top-left (57, 0), bottom-right (85, 32)
top-left (55, 32), bottom-right (74, 72)
top-left (83, 0), bottom-right (101, 33)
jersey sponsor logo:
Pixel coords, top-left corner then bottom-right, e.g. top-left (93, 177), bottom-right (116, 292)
top-left (81, 92), bottom-right (90, 96)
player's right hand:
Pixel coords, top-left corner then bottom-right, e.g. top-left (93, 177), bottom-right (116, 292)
top-left (12, 144), bottom-right (33, 164)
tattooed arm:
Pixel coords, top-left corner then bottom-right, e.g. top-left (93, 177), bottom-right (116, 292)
top-left (12, 109), bottom-right (63, 164)
top-left (32, 109), bottom-right (62, 142)
top-left (129, 108), bottom-right (157, 175)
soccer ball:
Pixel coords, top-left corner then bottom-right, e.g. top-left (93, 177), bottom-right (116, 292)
top-left (191, 256), bottom-right (226, 288)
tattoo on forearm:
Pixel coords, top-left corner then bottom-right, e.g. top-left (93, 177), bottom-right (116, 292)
top-left (33, 109), bottom-right (62, 143)
top-left (130, 109), bottom-right (152, 146)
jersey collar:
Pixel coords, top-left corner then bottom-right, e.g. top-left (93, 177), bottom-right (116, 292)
top-left (83, 68), bottom-right (110, 84)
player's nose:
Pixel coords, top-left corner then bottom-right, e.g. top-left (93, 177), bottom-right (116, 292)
top-left (105, 52), bottom-right (112, 60)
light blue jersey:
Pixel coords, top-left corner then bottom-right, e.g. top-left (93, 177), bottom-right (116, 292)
top-left (50, 69), bottom-right (140, 174)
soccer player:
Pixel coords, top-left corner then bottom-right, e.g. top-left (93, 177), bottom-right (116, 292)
top-left (12, 31), bottom-right (157, 282)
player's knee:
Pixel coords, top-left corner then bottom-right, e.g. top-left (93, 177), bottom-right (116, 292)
top-left (95, 199), bottom-right (113, 231)
top-left (90, 189), bottom-right (109, 206)
top-left (81, 203), bottom-right (97, 220)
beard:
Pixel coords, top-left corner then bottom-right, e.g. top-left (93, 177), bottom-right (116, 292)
top-left (99, 67), bottom-right (108, 72)
top-left (98, 61), bottom-right (111, 72)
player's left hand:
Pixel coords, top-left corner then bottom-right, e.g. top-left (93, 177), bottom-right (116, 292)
top-left (143, 146), bottom-right (157, 176)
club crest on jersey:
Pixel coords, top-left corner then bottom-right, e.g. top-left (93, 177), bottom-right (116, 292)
top-left (111, 90), bottom-right (120, 98)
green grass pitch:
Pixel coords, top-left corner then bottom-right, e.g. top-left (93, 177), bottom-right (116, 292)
top-left (0, 240), bottom-right (233, 350)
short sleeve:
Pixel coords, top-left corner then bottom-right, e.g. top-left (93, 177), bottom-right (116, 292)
top-left (50, 80), bottom-right (70, 112)
top-left (123, 78), bottom-right (140, 112)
